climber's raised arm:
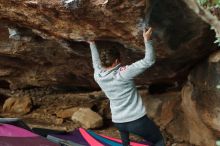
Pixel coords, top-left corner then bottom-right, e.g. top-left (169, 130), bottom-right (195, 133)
top-left (88, 41), bottom-right (102, 71)
top-left (117, 27), bottom-right (156, 80)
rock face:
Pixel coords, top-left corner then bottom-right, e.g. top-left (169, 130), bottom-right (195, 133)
top-left (0, 0), bottom-right (218, 90)
top-left (189, 50), bottom-right (220, 137)
top-left (141, 91), bottom-right (181, 130)
top-left (56, 107), bottom-right (79, 119)
top-left (140, 69), bottom-right (220, 146)
top-left (0, 0), bottom-right (148, 49)
top-left (3, 96), bottom-right (33, 114)
top-left (71, 108), bottom-right (103, 129)
top-left (163, 50), bottom-right (220, 145)
top-left (0, 0), bottom-right (220, 145)
top-left (181, 82), bottom-right (215, 146)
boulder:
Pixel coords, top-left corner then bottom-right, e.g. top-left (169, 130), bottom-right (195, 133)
top-left (71, 108), bottom-right (103, 129)
top-left (0, 0), bottom-right (218, 90)
top-left (181, 49), bottom-right (220, 145)
top-left (0, 0), bottom-right (148, 49)
top-left (3, 96), bottom-right (33, 114)
top-left (190, 50), bottom-right (220, 133)
top-left (162, 50), bottom-right (220, 145)
top-left (141, 90), bottom-right (180, 129)
top-left (0, 0), bottom-right (220, 144)
top-left (166, 112), bottom-right (189, 143)
top-left (156, 95), bottom-right (180, 129)
top-left (180, 82), bottom-right (215, 146)
top-left (54, 118), bottom-right (64, 125)
top-left (56, 107), bottom-right (79, 119)
top-left (143, 95), bottom-right (162, 119)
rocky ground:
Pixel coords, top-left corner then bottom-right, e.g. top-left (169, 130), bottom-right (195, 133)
top-left (0, 87), bottom-right (191, 146)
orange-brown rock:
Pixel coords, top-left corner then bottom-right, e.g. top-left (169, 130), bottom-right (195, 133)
top-left (71, 107), bottom-right (103, 129)
top-left (0, 0), bottom-right (220, 145)
top-left (0, 0), bottom-right (218, 91)
top-left (3, 96), bottom-right (33, 114)
top-left (56, 107), bottom-right (79, 119)
top-left (181, 82), bottom-right (215, 146)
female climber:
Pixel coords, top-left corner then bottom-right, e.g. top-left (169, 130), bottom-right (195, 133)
top-left (87, 27), bottom-right (165, 146)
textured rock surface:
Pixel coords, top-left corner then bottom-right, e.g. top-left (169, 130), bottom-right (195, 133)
top-left (0, 0), bottom-right (218, 90)
top-left (56, 107), bottom-right (79, 119)
top-left (0, 88), bottom-right (218, 145)
top-left (3, 96), bottom-right (33, 114)
top-left (181, 82), bottom-right (215, 146)
top-left (188, 50), bottom-right (220, 138)
top-left (164, 50), bottom-right (220, 145)
top-left (141, 71), bottom-right (220, 146)
top-left (71, 107), bottom-right (103, 129)
top-left (0, 0), bottom-right (148, 49)
top-left (0, 0), bottom-right (220, 145)
top-left (141, 91), bottom-right (181, 129)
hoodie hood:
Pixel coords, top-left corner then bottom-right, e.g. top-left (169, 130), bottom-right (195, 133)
top-left (98, 64), bottom-right (121, 77)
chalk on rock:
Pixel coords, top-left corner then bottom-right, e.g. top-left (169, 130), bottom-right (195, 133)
top-left (61, 0), bottom-right (85, 9)
top-left (8, 27), bottom-right (21, 40)
top-left (8, 27), bottom-right (32, 42)
top-left (91, 0), bottom-right (108, 6)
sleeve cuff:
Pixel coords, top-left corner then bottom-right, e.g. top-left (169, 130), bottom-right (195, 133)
top-left (144, 40), bottom-right (153, 44)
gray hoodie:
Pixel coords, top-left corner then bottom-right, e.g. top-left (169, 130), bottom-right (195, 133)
top-left (89, 41), bottom-right (155, 123)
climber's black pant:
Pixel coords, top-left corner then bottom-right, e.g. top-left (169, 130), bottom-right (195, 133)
top-left (114, 115), bottom-right (165, 146)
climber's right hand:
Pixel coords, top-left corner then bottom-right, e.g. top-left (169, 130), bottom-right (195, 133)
top-left (143, 27), bottom-right (153, 41)
top-left (87, 40), bottom-right (95, 44)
